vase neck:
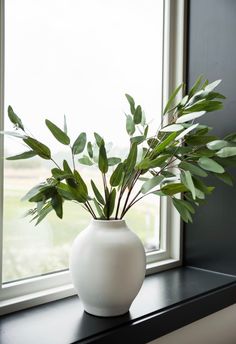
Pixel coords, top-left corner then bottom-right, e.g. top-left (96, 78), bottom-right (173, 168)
top-left (91, 219), bottom-right (127, 230)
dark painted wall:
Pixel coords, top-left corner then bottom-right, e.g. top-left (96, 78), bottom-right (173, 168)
top-left (184, 0), bottom-right (236, 275)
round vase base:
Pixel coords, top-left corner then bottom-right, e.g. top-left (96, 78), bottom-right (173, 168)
top-left (84, 304), bottom-right (130, 317)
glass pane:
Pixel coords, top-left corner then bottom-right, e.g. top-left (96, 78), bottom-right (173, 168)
top-left (3, 0), bottom-right (164, 282)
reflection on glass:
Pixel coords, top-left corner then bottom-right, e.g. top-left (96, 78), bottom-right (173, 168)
top-left (3, 0), bottom-right (163, 282)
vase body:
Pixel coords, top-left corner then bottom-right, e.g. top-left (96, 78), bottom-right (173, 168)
top-left (69, 219), bottom-right (146, 317)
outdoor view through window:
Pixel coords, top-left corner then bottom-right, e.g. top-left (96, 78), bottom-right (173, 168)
top-left (3, 0), bottom-right (164, 282)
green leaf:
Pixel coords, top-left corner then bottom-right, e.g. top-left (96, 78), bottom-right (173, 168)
top-left (94, 132), bottom-right (104, 147)
top-left (206, 92), bottom-right (226, 100)
top-left (186, 135), bottom-right (218, 146)
top-left (141, 175), bottom-right (164, 194)
top-left (29, 186), bottom-right (56, 202)
top-left (74, 170), bottom-right (88, 198)
top-left (137, 154), bottom-right (170, 170)
top-left (191, 148), bottom-right (215, 158)
top-left (216, 147), bottom-right (236, 158)
top-left (176, 111), bottom-right (206, 123)
top-left (0, 130), bottom-right (26, 138)
top-left (201, 79), bottom-right (209, 89)
top-left (204, 79), bottom-right (221, 92)
top-left (108, 188), bottom-right (116, 218)
top-left (22, 183), bottom-right (46, 201)
top-left (78, 156), bottom-right (94, 166)
top-left (104, 186), bottom-right (110, 203)
top-left (161, 171), bottom-right (176, 178)
top-left (180, 95), bottom-right (189, 107)
top-left (188, 75), bottom-right (203, 98)
top-left (172, 198), bottom-right (192, 223)
top-left (87, 142), bottom-right (93, 158)
top-left (51, 168), bottom-right (71, 181)
top-left (206, 140), bottom-right (229, 150)
top-left (6, 150), bottom-right (37, 160)
top-left (8, 106), bottom-right (24, 130)
top-left (214, 172), bottom-right (234, 186)
top-left (160, 124), bottom-right (183, 132)
top-left (72, 132), bottom-right (87, 155)
top-left (66, 172), bottom-right (88, 203)
top-left (224, 132), bottom-right (236, 142)
top-left (161, 183), bottom-right (188, 196)
top-left (63, 160), bottom-right (73, 175)
top-left (185, 193), bottom-right (200, 206)
top-left (45, 119), bottom-right (70, 145)
top-left (51, 193), bottom-right (63, 219)
top-left (144, 125), bottom-right (149, 137)
top-left (34, 203), bottom-right (53, 226)
top-left (185, 100), bottom-right (223, 113)
top-left (125, 94), bottom-right (135, 115)
top-left (57, 183), bottom-right (74, 200)
top-left (181, 199), bottom-right (195, 214)
top-left (110, 163), bottom-right (124, 187)
top-left (153, 132), bottom-right (177, 154)
top-left (126, 114), bottom-right (135, 135)
top-left (175, 123), bottom-right (199, 141)
top-left (181, 170), bottom-right (196, 199)
top-left (91, 180), bottom-right (105, 205)
top-left (125, 143), bottom-right (137, 174)
top-left (167, 146), bottom-right (192, 155)
top-left (147, 138), bottom-right (159, 149)
top-left (195, 188), bottom-right (205, 199)
top-left (23, 137), bottom-right (51, 160)
top-left (66, 184), bottom-right (87, 203)
top-left (192, 177), bottom-right (214, 195)
top-left (195, 127), bottom-right (211, 136)
top-left (163, 83), bottom-right (183, 115)
top-left (198, 157), bottom-right (225, 174)
top-left (93, 199), bottom-right (105, 218)
top-left (134, 105), bottom-right (142, 124)
top-left (130, 135), bottom-right (145, 144)
top-left (104, 188), bottom-right (116, 219)
top-left (179, 161), bottom-right (208, 177)
top-left (107, 157), bottom-right (121, 166)
top-left (98, 143), bottom-right (108, 173)
top-left (139, 177), bottom-right (149, 182)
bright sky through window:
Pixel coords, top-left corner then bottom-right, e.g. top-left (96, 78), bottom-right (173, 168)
top-left (3, 0), bottom-right (164, 282)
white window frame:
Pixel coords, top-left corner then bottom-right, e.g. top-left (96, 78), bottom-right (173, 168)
top-left (0, 0), bottom-right (187, 315)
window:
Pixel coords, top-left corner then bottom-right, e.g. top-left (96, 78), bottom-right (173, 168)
top-left (0, 0), bottom-right (186, 314)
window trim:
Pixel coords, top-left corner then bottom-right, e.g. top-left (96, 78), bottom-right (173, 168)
top-left (0, 0), bottom-right (187, 315)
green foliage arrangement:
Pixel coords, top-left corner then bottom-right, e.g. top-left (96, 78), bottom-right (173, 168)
top-left (2, 76), bottom-right (236, 225)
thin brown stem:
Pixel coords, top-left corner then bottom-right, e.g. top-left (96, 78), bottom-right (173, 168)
top-left (115, 175), bottom-right (126, 219)
top-left (51, 158), bottom-right (60, 169)
top-left (120, 170), bottom-right (141, 218)
top-left (85, 202), bottom-right (96, 219)
top-left (86, 201), bottom-right (97, 219)
top-left (115, 190), bottom-right (123, 219)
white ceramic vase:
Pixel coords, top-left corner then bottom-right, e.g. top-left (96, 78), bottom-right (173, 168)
top-left (69, 219), bottom-right (146, 317)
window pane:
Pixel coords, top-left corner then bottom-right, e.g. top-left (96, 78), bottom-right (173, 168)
top-left (3, 0), bottom-right (163, 282)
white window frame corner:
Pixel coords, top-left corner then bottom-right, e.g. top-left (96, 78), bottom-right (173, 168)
top-left (0, 0), bottom-right (187, 315)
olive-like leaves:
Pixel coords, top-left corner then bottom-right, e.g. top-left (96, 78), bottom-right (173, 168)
top-left (45, 119), bottom-right (70, 145)
top-left (23, 137), bottom-right (51, 160)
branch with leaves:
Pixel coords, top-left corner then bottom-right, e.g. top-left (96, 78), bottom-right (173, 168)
top-left (2, 76), bottom-right (236, 225)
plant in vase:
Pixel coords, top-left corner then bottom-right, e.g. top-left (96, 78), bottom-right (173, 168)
top-left (2, 76), bottom-right (236, 316)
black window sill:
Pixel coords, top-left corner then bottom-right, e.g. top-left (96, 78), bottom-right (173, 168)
top-left (1, 266), bottom-right (236, 344)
